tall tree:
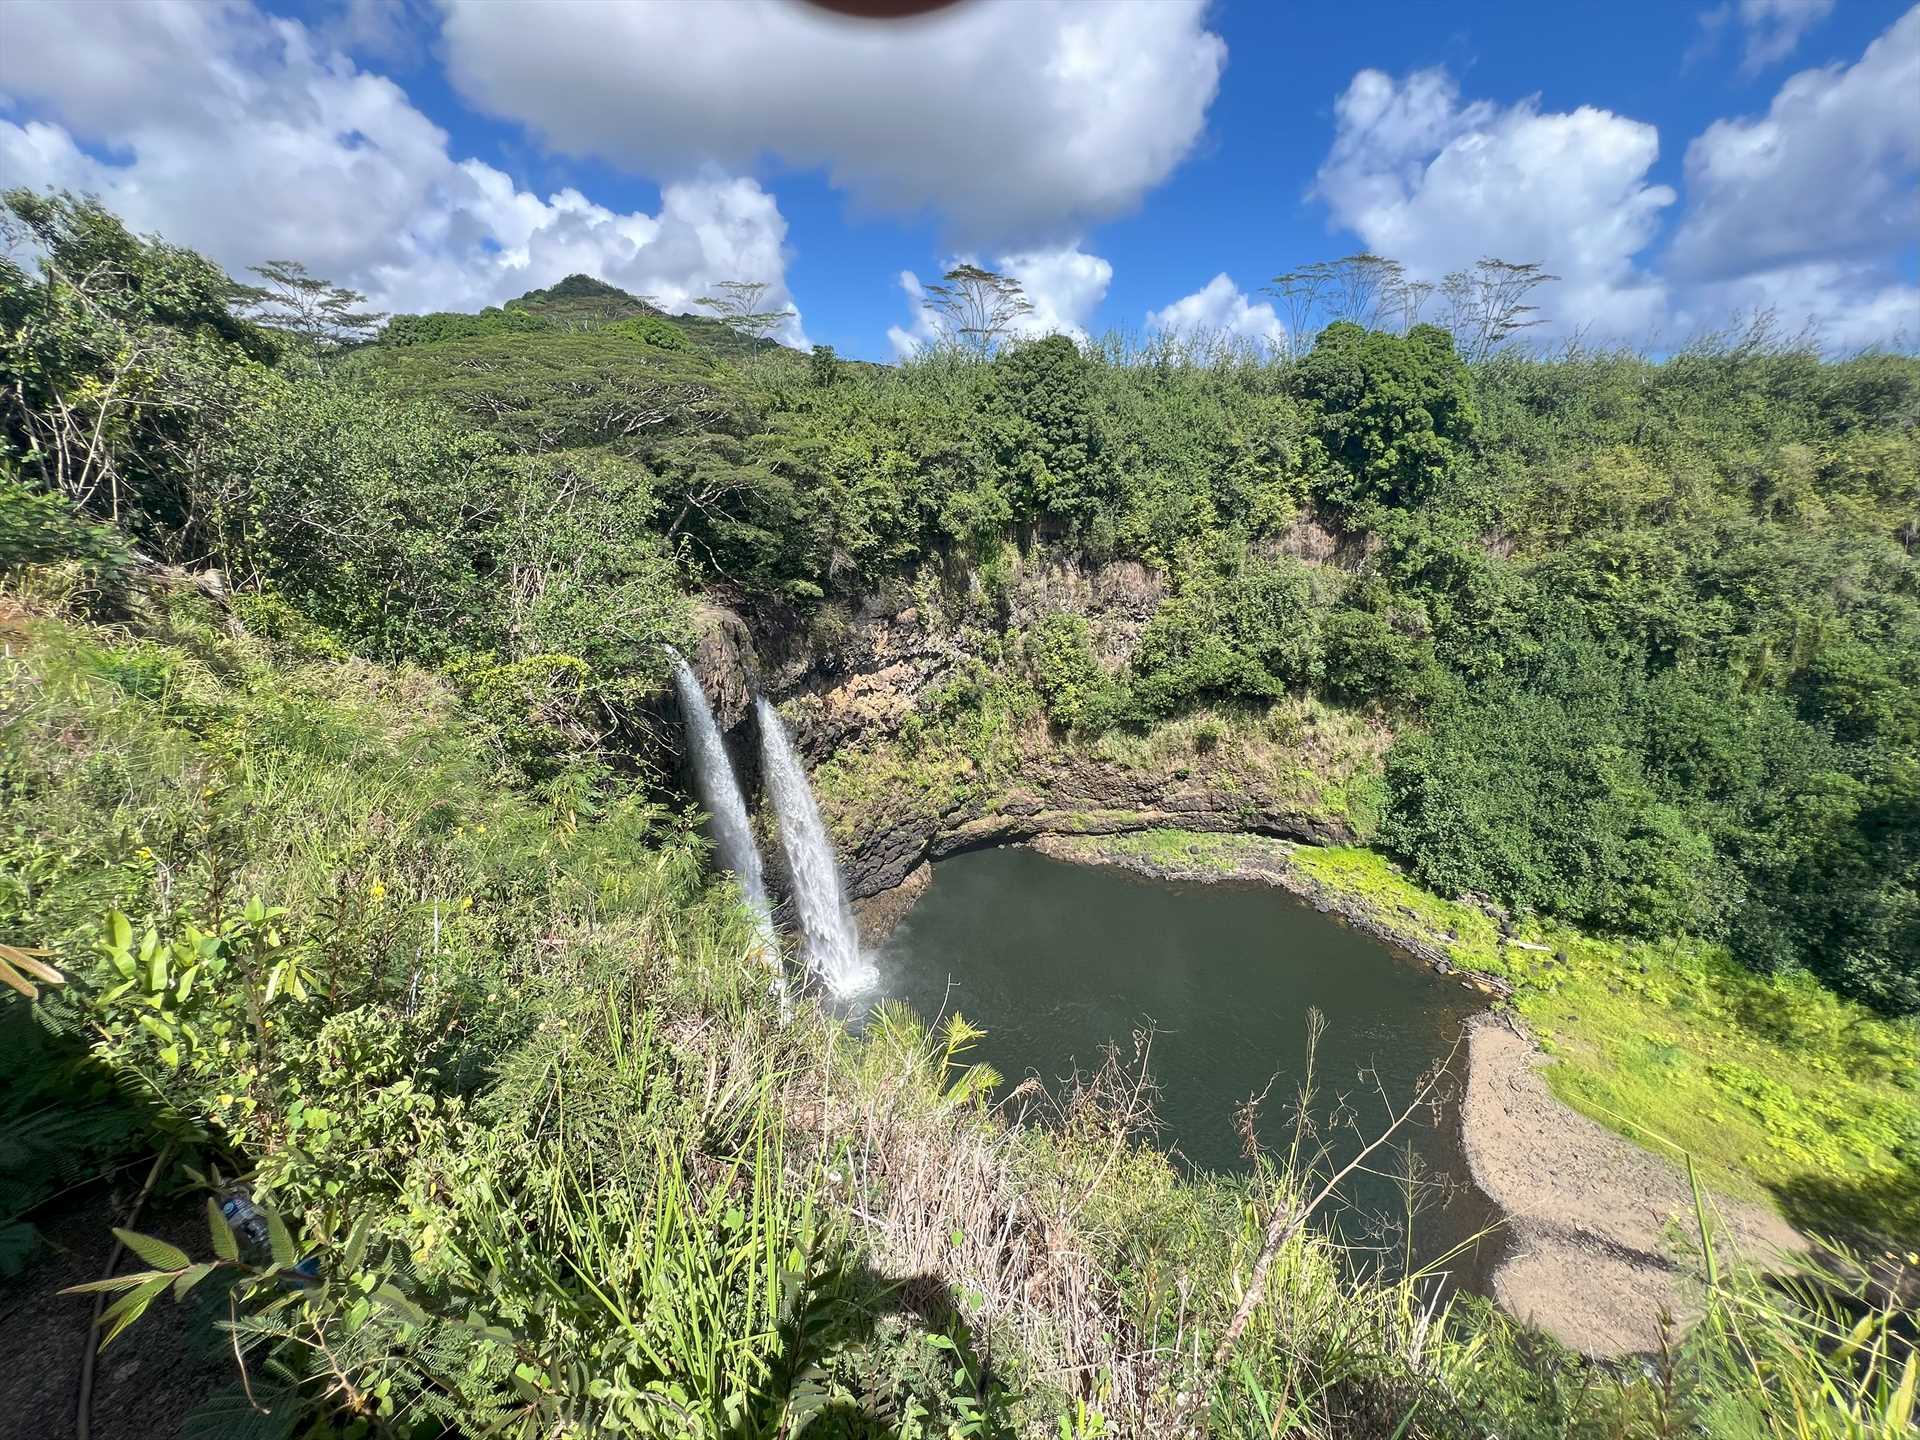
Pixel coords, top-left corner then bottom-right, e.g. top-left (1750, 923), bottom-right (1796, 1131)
top-left (1439, 257), bottom-right (1559, 361)
top-left (923, 264), bottom-right (1033, 357)
top-left (1, 188), bottom-right (274, 536)
top-left (231, 260), bottom-right (386, 350)
top-left (1264, 254), bottom-right (1430, 356)
top-left (1295, 321), bottom-right (1480, 510)
top-left (694, 280), bottom-right (795, 341)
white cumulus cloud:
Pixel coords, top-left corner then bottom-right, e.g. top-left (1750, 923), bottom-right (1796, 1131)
top-left (1000, 245), bottom-right (1114, 341)
top-left (0, 0), bottom-right (807, 341)
top-left (436, 0), bottom-right (1225, 247)
top-left (1665, 6), bottom-right (1920, 346)
top-left (1314, 67), bottom-right (1675, 339)
top-left (1669, 8), bottom-right (1920, 285)
top-left (1311, 10), bottom-right (1920, 350)
top-left (1146, 274), bottom-right (1284, 351)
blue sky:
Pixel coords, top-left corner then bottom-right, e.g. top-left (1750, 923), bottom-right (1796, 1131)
top-left (4, 0), bottom-right (1915, 359)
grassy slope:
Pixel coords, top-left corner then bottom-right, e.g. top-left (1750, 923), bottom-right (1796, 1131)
top-left (9, 585), bottom-right (1908, 1435)
top-left (0, 587), bottom-right (1578, 1437)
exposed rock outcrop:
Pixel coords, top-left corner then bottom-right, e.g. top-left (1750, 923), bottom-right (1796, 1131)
top-left (694, 550), bottom-right (1378, 914)
top-left (837, 753), bottom-right (1357, 901)
top-left (849, 859), bottom-right (932, 945)
top-left (687, 601), bottom-right (759, 734)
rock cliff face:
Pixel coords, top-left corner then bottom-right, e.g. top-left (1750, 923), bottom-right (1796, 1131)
top-left (834, 752), bottom-right (1357, 901)
top-left (685, 601), bottom-right (759, 734)
top-left (683, 552), bottom-right (1375, 912)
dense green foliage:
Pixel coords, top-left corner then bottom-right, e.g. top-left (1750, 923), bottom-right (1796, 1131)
top-left (7, 189), bottom-right (1916, 1017)
top-left (7, 603), bottom-right (1911, 1438)
top-left (4, 191), bottom-right (1918, 1437)
top-left (1296, 321), bottom-right (1479, 509)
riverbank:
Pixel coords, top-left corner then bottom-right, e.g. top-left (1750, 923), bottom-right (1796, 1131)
top-left (1021, 830), bottom-right (1803, 1355)
top-left (861, 826), bottom-right (1917, 1355)
top-left (1462, 1014), bottom-right (1801, 1355)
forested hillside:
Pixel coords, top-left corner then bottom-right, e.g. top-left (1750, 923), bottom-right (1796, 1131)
top-left (4, 190), bottom-right (1917, 1437)
top-left (14, 190), bottom-right (1911, 1014)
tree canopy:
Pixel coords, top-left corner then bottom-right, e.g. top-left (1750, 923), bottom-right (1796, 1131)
top-left (6, 188), bottom-right (1917, 1014)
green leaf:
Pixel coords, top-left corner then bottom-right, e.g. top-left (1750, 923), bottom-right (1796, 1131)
top-left (115, 1227), bottom-right (190, 1271)
top-left (207, 1199), bottom-right (239, 1262)
top-left (173, 1262), bottom-right (217, 1299)
top-left (98, 1273), bottom-right (171, 1348)
top-left (137, 1012), bottom-right (173, 1042)
top-left (108, 910), bottom-right (132, 953)
top-left (141, 929), bottom-right (163, 992)
top-left (371, 1282), bottom-right (428, 1329)
top-left (265, 1209), bottom-right (295, 1269)
top-left (342, 1214), bottom-right (371, 1272)
top-left (61, 1269), bottom-right (170, 1295)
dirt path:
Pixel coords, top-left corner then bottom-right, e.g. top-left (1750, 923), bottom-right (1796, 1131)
top-left (1462, 1014), bottom-right (1803, 1355)
top-left (0, 1182), bottom-right (232, 1440)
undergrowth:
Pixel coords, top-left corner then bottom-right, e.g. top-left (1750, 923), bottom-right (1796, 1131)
top-left (4, 590), bottom-right (1914, 1437)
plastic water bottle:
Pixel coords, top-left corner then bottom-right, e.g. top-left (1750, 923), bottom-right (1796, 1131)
top-left (220, 1190), bottom-right (269, 1251)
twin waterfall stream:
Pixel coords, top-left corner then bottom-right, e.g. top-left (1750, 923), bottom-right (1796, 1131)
top-left (755, 697), bottom-right (877, 995)
top-left (669, 654), bottom-right (873, 1006)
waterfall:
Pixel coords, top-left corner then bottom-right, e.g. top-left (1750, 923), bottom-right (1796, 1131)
top-left (668, 654), bottom-right (788, 1016)
top-left (755, 697), bottom-right (875, 995)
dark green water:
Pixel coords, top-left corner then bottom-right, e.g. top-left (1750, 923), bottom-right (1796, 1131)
top-left (862, 846), bottom-right (1501, 1291)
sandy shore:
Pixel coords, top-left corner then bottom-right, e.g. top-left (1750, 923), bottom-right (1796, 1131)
top-left (1461, 1014), bottom-right (1802, 1355)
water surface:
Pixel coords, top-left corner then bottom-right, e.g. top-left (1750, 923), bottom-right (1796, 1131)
top-left (864, 846), bottom-right (1501, 1290)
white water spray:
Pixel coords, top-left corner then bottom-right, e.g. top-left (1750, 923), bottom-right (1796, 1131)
top-left (668, 654), bottom-right (789, 1016)
top-left (755, 697), bottom-right (875, 995)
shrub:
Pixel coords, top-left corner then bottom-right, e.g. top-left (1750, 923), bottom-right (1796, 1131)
top-left (1296, 321), bottom-right (1479, 511)
top-left (1025, 611), bottom-right (1116, 733)
top-left (1380, 632), bottom-right (1734, 936)
top-left (607, 313), bottom-right (690, 350)
top-left (380, 306), bottom-right (552, 345)
top-left (992, 334), bottom-right (1110, 527)
top-left (0, 476), bottom-right (130, 587)
top-left (1127, 558), bottom-right (1320, 720)
top-left (1317, 604), bottom-right (1442, 709)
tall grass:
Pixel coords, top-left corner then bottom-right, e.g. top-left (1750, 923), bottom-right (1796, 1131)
top-left (10, 583), bottom-right (1915, 1438)
top-left (1670, 1157), bottom-right (1917, 1440)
